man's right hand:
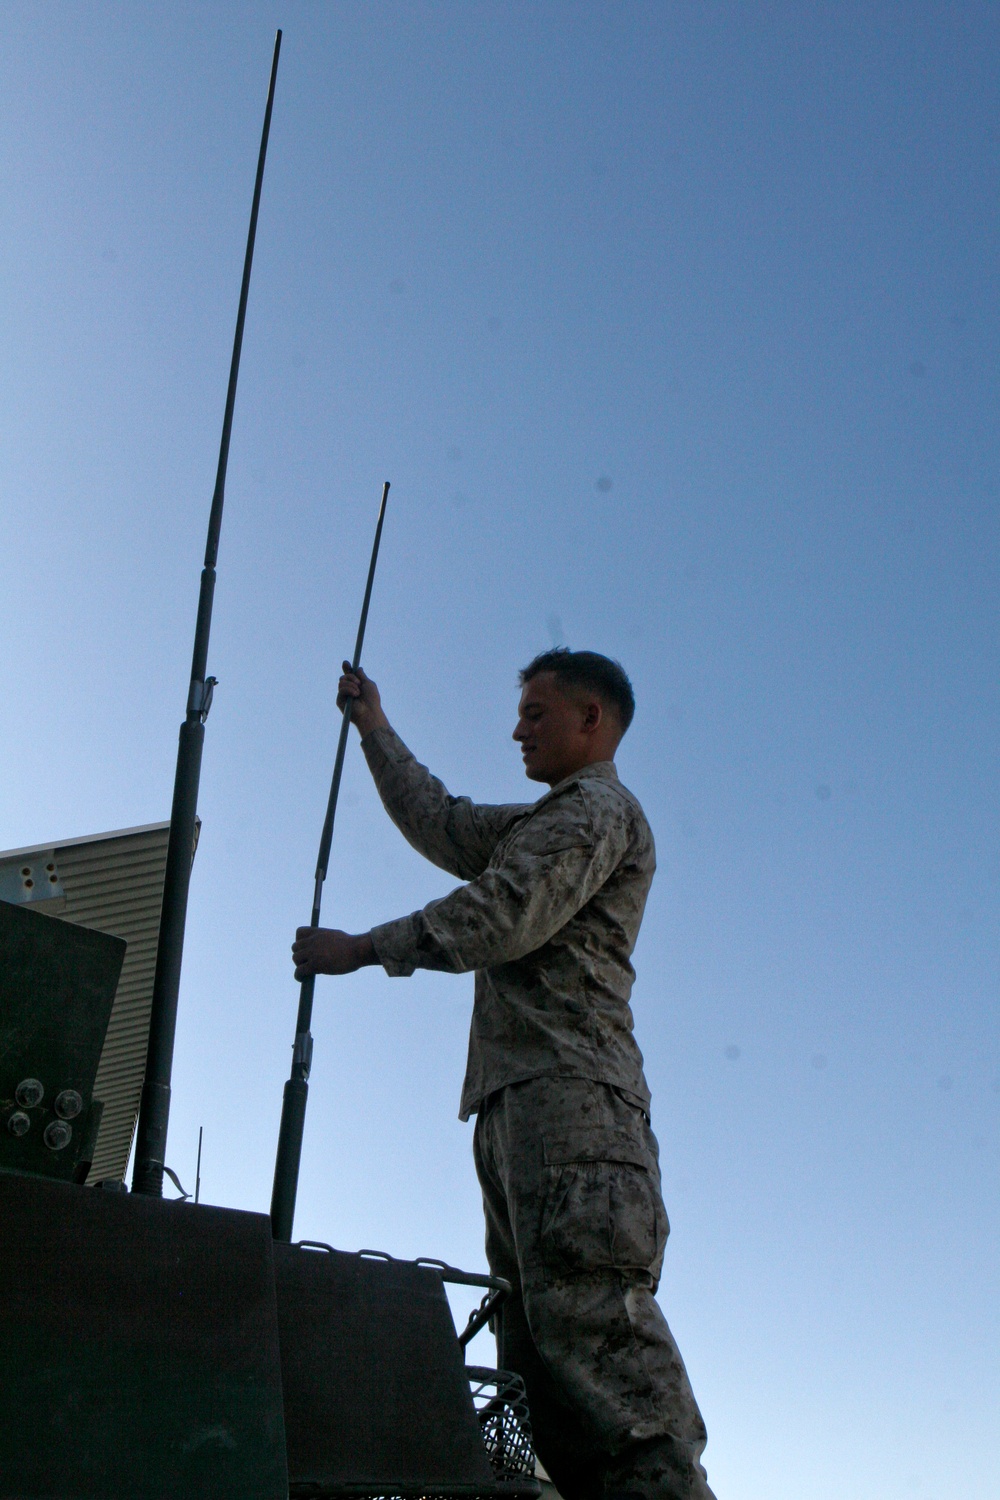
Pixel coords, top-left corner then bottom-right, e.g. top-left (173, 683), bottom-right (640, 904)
top-left (337, 663), bottom-right (390, 738)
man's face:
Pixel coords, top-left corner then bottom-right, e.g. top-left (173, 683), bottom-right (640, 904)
top-left (513, 672), bottom-right (600, 785)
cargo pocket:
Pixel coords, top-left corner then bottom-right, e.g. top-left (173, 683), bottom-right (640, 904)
top-left (538, 1132), bottom-right (668, 1281)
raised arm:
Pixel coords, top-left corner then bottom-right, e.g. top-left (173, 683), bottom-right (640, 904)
top-left (339, 666), bottom-right (529, 879)
top-left (369, 779), bottom-right (631, 975)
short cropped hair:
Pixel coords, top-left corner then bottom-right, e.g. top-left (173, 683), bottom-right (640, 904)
top-left (519, 648), bottom-right (635, 733)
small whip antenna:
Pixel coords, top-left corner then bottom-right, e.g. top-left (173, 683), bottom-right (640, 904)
top-left (270, 481), bottom-right (391, 1241)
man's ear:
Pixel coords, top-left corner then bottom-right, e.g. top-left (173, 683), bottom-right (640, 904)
top-left (582, 699), bottom-right (603, 734)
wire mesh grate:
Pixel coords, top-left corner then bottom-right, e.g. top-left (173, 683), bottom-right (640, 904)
top-left (466, 1366), bottom-right (536, 1485)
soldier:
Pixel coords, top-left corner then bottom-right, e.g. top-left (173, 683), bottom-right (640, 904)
top-left (291, 649), bottom-right (716, 1500)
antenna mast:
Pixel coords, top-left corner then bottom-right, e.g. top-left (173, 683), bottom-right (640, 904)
top-left (271, 481), bottom-right (391, 1241)
top-left (132, 31), bottom-right (282, 1196)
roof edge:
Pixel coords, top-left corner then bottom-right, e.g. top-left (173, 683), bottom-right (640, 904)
top-left (0, 822), bottom-right (172, 863)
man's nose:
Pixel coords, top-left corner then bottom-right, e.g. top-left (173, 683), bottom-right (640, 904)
top-left (513, 719), bottom-right (527, 741)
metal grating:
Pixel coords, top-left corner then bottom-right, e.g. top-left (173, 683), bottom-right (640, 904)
top-left (0, 823), bottom-right (174, 1184)
top-left (467, 1368), bottom-right (536, 1488)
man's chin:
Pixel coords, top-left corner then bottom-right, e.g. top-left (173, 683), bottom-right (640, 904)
top-left (522, 759), bottom-right (550, 783)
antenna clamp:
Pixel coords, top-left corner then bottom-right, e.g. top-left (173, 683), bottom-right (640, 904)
top-left (187, 677), bottom-right (218, 722)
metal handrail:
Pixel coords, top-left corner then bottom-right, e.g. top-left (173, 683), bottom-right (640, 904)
top-left (291, 1242), bottom-right (510, 1349)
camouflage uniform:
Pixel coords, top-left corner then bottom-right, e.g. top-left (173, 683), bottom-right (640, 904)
top-left (363, 729), bottom-right (716, 1500)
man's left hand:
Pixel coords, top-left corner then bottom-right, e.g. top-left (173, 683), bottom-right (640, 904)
top-left (292, 927), bottom-right (376, 979)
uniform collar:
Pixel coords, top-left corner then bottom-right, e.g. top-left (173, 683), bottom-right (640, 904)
top-left (544, 759), bottom-right (619, 798)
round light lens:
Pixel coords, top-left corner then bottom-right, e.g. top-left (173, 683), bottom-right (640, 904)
top-left (54, 1090), bottom-right (83, 1120)
top-left (15, 1078), bottom-right (44, 1108)
top-left (7, 1111), bottom-right (31, 1138)
top-left (43, 1120), bottom-right (72, 1151)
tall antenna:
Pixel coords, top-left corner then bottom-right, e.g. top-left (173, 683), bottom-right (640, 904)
top-left (271, 481), bottom-right (391, 1241)
top-left (132, 31), bottom-right (282, 1196)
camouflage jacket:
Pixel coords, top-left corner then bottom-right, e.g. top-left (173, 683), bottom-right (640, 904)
top-left (364, 727), bottom-right (656, 1120)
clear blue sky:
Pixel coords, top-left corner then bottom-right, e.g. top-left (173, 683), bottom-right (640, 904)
top-left (2, 5), bottom-right (997, 1497)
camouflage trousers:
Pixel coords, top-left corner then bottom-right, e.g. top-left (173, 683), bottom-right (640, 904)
top-left (473, 1078), bottom-right (716, 1500)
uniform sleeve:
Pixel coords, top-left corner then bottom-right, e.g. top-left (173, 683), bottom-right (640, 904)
top-left (361, 726), bottom-right (531, 880)
top-left (370, 781), bottom-right (630, 976)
